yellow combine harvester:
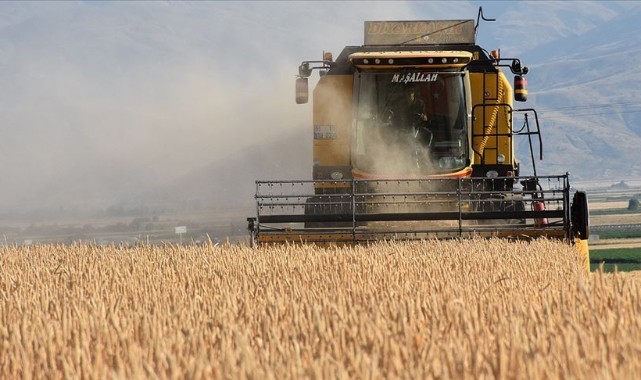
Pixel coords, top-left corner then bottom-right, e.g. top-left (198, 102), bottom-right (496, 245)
top-left (247, 9), bottom-right (590, 265)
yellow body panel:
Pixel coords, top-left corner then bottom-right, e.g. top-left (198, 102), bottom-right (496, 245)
top-left (575, 238), bottom-right (591, 272)
top-left (469, 72), bottom-right (514, 166)
top-left (312, 75), bottom-right (353, 167)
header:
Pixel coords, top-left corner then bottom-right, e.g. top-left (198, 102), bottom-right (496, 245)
top-left (364, 20), bottom-right (475, 46)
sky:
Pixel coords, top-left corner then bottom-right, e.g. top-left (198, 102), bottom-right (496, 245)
top-left (0, 1), bottom-right (636, 217)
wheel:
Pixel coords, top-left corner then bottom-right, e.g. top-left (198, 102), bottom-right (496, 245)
top-left (571, 191), bottom-right (590, 239)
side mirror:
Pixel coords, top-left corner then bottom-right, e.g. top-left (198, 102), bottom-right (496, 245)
top-left (295, 77), bottom-right (309, 104)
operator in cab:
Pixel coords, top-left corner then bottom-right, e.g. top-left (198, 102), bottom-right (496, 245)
top-left (392, 86), bottom-right (433, 148)
top-left (402, 86), bottom-right (428, 128)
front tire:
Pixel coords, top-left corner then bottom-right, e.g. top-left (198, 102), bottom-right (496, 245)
top-left (572, 191), bottom-right (590, 239)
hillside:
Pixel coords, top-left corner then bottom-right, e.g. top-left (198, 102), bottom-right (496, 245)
top-left (522, 4), bottom-right (641, 180)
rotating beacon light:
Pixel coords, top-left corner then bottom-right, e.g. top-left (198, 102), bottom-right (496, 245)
top-left (514, 75), bottom-right (528, 102)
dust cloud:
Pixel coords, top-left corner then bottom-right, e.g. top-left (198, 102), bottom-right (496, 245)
top-left (0, 1), bottom-right (479, 242)
top-left (355, 123), bottom-right (440, 177)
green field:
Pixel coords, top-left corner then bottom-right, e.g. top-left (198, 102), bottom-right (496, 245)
top-left (594, 230), bottom-right (641, 239)
top-left (590, 247), bottom-right (641, 272)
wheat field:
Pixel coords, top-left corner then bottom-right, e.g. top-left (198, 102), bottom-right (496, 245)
top-left (1, 239), bottom-right (640, 379)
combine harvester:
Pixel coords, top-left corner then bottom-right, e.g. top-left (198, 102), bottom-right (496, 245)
top-left (247, 9), bottom-right (590, 266)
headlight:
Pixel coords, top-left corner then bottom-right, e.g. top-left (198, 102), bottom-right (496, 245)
top-left (486, 170), bottom-right (499, 178)
top-left (330, 171), bottom-right (344, 180)
top-left (497, 154), bottom-right (506, 163)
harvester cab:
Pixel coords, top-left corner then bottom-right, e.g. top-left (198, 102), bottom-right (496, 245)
top-left (247, 8), bottom-right (590, 267)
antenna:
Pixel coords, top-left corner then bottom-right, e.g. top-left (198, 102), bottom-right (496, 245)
top-left (475, 6), bottom-right (496, 38)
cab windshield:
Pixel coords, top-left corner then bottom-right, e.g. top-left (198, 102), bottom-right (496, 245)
top-left (353, 71), bottom-right (468, 176)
